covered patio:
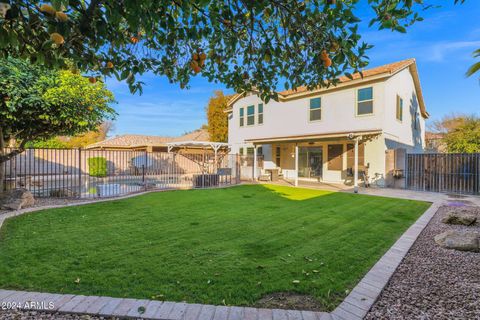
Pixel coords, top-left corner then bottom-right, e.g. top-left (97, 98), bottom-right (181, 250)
top-left (246, 130), bottom-right (382, 193)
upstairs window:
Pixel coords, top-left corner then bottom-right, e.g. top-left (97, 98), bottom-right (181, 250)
top-left (357, 87), bottom-right (373, 115)
top-left (396, 95), bottom-right (403, 121)
top-left (247, 105), bottom-right (255, 125)
top-left (309, 97), bottom-right (321, 121)
top-left (239, 107), bottom-right (244, 127)
top-left (258, 104), bottom-right (264, 124)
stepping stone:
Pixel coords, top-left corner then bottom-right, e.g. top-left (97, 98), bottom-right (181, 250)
top-left (212, 306), bottom-right (230, 320)
top-left (155, 301), bottom-right (176, 319)
top-left (98, 298), bottom-right (123, 315)
top-left (126, 299), bottom-right (150, 318)
top-left (111, 298), bottom-right (138, 316)
top-left (183, 304), bottom-right (203, 320)
top-left (197, 304), bottom-right (216, 320)
top-left (71, 295), bottom-right (101, 313)
top-left (50, 294), bottom-right (75, 311)
top-left (168, 302), bottom-right (187, 319)
top-left (84, 296), bottom-right (112, 314)
top-left (140, 300), bottom-right (164, 319)
top-left (272, 309), bottom-right (288, 320)
top-left (243, 307), bottom-right (258, 320)
top-left (58, 295), bottom-right (87, 312)
top-left (228, 306), bottom-right (244, 320)
top-left (257, 308), bottom-right (273, 320)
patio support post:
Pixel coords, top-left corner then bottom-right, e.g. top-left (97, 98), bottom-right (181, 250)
top-left (253, 145), bottom-right (257, 181)
top-left (354, 137), bottom-right (359, 193)
top-left (294, 144), bottom-right (299, 187)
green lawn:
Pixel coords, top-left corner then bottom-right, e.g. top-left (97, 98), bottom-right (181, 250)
top-left (0, 185), bottom-right (430, 311)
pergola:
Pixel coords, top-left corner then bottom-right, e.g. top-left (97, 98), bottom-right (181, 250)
top-left (166, 141), bottom-right (230, 167)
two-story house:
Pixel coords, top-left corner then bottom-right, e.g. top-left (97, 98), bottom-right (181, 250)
top-left (226, 58), bottom-right (428, 189)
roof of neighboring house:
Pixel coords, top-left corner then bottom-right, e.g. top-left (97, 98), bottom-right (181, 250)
top-left (227, 58), bottom-right (428, 118)
top-left (86, 128), bottom-right (210, 149)
top-left (425, 132), bottom-right (445, 140)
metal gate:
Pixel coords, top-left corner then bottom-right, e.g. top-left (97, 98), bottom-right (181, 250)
top-left (405, 153), bottom-right (480, 195)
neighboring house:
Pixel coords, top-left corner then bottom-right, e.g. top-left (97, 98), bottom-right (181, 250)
top-left (86, 129), bottom-right (211, 153)
top-left (425, 132), bottom-right (446, 153)
top-left (227, 58), bottom-right (428, 187)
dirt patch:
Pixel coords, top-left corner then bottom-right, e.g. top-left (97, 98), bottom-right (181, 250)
top-left (366, 205), bottom-right (480, 319)
top-left (255, 292), bottom-right (323, 311)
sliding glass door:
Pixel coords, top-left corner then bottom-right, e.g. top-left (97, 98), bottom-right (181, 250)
top-left (298, 147), bottom-right (323, 179)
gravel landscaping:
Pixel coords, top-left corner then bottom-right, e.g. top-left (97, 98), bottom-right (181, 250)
top-left (0, 197), bottom-right (102, 217)
top-left (0, 310), bottom-right (118, 319)
top-left (366, 204), bottom-right (480, 319)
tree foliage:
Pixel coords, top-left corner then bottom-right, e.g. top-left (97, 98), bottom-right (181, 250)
top-left (206, 91), bottom-right (232, 142)
top-left (26, 121), bottom-right (114, 148)
top-left (0, 0), bottom-right (450, 100)
top-left (0, 57), bottom-right (116, 163)
top-left (443, 116), bottom-right (480, 153)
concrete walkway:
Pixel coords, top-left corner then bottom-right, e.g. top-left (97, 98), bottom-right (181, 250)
top-left (1, 186), bottom-right (478, 320)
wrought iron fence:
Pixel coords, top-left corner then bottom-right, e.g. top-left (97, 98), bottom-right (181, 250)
top-left (0, 148), bottom-right (263, 199)
top-left (406, 153), bottom-right (480, 195)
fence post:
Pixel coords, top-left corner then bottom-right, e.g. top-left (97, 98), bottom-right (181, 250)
top-left (144, 150), bottom-right (148, 191)
top-left (78, 148), bottom-right (82, 198)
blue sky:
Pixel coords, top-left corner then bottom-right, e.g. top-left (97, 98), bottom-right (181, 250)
top-left (106, 1), bottom-right (480, 137)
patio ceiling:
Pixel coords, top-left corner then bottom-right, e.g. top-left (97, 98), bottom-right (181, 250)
top-left (245, 129), bottom-right (383, 144)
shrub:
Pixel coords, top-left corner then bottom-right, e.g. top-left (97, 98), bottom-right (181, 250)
top-left (88, 157), bottom-right (107, 177)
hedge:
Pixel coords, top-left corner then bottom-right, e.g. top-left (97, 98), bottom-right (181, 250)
top-left (88, 157), bottom-right (107, 177)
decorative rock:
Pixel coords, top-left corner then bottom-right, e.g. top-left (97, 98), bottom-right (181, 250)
top-left (0, 188), bottom-right (35, 210)
top-left (442, 212), bottom-right (477, 226)
top-left (434, 230), bottom-right (480, 252)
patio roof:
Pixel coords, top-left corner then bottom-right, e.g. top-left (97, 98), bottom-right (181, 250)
top-left (245, 129), bottom-right (382, 144)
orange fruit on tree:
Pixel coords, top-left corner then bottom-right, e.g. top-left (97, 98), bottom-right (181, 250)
top-left (193, 53), bottom-right (199, 61)
top-left (50, 32), bottom-right (65, 45)
top-left (55, 11), bottom-right (68, 22)
top-left (130, 36), bottom-right (139, 44)
top-left (193, 65), bottom-right (201, 74)
top-left (199, 53), bottom-right (207, 61)
top-left (88, 77), bottom-right (97, 84)
top-left (106, 61), bottom-right (114, 69)
top-left (323, 57), bottom-right (332, 68)
top-left (40, 4), bottom-right (56, 15)
top-left (190, 60), bottom-right (198, 69)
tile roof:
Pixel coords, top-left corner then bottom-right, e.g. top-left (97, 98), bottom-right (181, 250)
top-left (86, 128), bottom-right (210, 149)
top-left (278, 58), bottom-right (415, 96)
top-left (227, 58), bottom-right (428, 118)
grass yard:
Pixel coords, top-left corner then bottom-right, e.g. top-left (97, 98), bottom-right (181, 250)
top-left (0, 185), bottom-right (430, 311)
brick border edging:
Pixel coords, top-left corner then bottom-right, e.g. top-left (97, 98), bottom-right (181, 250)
top-left (330, 201), bottom-right (442, 320)
top-left (0, 289), bottom-right (330, 320)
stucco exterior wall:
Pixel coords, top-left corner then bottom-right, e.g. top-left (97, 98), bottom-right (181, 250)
top-left (227, 66), bottom-right (427, 185)
top-left (383, 68), bottom-right (426, 152)
top-left (228, 81), bottom-right (386, 153)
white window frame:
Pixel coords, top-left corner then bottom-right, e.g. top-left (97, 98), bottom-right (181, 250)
top-left (258, 103), bottom-right (264, 125)
top-left (309, 97), bottom-right (322, 122)
top-left (356, 86), bottom-right (374, 116)
top-left (239, 107), bottom-right (244, 127)
top-left (246, 105), bottom-right (255, 126)
top-left (396, 95), bottom-right (403, 122)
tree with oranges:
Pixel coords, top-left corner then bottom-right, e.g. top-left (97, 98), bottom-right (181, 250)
top-left (1, 0), bottom-right (468, 102)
